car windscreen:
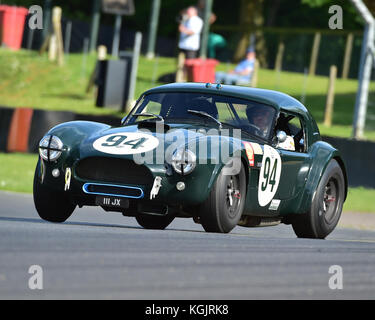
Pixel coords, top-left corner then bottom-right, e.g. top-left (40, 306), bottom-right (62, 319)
top-left (125, 92), bottom-right (277, 140)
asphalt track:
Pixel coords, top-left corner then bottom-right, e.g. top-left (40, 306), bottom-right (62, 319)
top-left (0, 191), bottom-right (374, 300)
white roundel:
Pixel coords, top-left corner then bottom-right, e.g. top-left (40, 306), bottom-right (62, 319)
top-left (93, 132), bottom-right (159, 155)
top-left (258, 145), bottom-right (282, 207)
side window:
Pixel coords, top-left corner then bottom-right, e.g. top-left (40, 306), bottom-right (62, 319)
top-left (215, 102), bottom-right (228, 122)
top-left (130, 100), bottom-right (162, 123)
top-left (145, 101), bottom-right (162, 115)
top-left (275, 112), bottom-right (306, 153)
top-left (215, 102), bottom-right (248, 124)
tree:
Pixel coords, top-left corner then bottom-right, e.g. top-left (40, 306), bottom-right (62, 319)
top-left (301, 0), bottom-right (331, 7)
top-left (233, 0), bottom-right (267, 66)
top-left (364, 0), bottom-right (375, 15)
top-left (302, 0), bottom-right (375, 26)
top-left (265, 0), bottom-right (281, 27)
top-left (303, 0), bottom-right (375, 14)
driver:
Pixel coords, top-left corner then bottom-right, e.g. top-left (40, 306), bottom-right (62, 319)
top-left (246, 107), bottom-right (272, 138)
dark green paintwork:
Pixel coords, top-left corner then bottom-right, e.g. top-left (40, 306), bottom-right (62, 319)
top-left (35, 83), bottom-right (347, 218)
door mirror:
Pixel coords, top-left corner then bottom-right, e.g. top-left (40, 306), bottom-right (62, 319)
top-left (276, 130), bottom-right (287, 143)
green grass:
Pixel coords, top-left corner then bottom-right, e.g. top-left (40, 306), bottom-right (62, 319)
top-left (1, 48), bottom-right (375, 140)
top-left (0, 49), bottom-right (102, 114)
top-left (0, 153), bottom-right (37, 194)
top-left (0, 152), bottom-right (373, 213)
top-left (0, 49), bottom-right (177, 117)
top-left (344, 187), bottom-right (375, 213)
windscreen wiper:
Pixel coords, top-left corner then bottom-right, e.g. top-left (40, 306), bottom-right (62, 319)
top-left (187, 110), bottom-right (222, 129)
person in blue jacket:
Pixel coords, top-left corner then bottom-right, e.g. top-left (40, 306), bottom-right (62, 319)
top-left (215, 49), bottom-right (256, 85)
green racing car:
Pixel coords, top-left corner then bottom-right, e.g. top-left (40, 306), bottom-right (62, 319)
top-left (33, 82), bottom-right (347, 239)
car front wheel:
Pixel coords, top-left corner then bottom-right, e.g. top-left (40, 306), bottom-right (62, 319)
top-left (200, 161), bottom-right (247, 233)
top-left (33, 163), bottom-right (76, 223)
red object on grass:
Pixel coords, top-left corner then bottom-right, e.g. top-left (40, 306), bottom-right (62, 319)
top-left (7, 108), bottom-right (34, 153)
top-left (0, 5), bottom-right (29, 50)
top-left (184, 58), bottom-right (219, 83)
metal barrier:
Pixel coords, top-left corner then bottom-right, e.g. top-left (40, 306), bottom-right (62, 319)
top-left (322, 136), bottom-right (375, 188)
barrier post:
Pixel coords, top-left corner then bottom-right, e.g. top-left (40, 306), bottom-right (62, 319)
top-left (342, 33), bottom-right (354, 79)
top-left (52, 6), bottom-right (64, 66)
top-left (324, 65), bottom-right (337, 127)
top-left (309, 32), bottom-right (321, 76)
top-left (251, 59), bottom-right (260, 88)
top-left (274, 40), bottom-right (284, 72)
top-left (176, 52), bottom-right (186, 83)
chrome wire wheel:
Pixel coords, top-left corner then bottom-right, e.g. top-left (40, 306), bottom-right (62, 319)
top-left (322, 178), bottom-right (338, 224)
top-left (226, 175), bottom-right (241, 218)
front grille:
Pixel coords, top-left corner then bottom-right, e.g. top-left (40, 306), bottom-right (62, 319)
top-left (75, 157), bottom-right (153, 185)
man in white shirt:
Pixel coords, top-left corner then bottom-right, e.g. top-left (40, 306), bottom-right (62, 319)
top-left (178, 6), bottom-right (203, 59)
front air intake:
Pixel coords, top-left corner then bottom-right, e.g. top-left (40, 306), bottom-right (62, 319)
top-left (82, 183), bottom-right (144, 199)
top-left (75, 157), bottom-right (154, 185)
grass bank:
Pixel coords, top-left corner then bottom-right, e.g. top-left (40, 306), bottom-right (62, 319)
top-left (0, 48), bottom-right (375, 140)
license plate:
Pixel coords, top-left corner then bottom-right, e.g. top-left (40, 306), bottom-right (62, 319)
top-left (95, 196), bottom-right (129, 209)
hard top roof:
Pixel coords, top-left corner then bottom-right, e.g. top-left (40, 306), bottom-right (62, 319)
top-left (144, 82), bottom-right (309, 117)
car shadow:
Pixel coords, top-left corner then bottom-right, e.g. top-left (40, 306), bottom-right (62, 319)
top-left (0, 216), bottom-right (206, 233)
top-left (0, 216), bottom-right (142, 230)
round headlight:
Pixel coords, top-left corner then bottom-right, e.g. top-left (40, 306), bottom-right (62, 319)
top-left (39, 135), bottom-right (64, 162)
top-left (171, 148), bottom-right (196, 175)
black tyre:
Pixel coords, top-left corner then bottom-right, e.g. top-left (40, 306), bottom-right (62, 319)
top-left (292, 159), bottom-right (345, 239)
top-left (136, 213), bottom-right (175, 230)
top-left (200, 161), bottom-right (247, 233)
top-left (33, 163), bottom-right (76, 223)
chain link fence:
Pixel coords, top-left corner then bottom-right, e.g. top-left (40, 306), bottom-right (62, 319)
top-left (212, 27), bottom-right (364, 79)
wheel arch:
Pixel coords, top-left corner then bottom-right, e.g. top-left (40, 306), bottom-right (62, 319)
top-left (47, 120), bottom-right (111, 147)
top-left (298, 142), bottom-right (347, 214)
top-left (206, 155), bottom-right (250, 194)
top-left (332, 155), bottom-right (348, 201)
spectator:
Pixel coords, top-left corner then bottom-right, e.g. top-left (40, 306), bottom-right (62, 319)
top-left (208, 33), bottom-right (227, 59)
top-left (215, 49), bottom-right (256, 85)
top-left (178, 6), bottom-right (203, 59)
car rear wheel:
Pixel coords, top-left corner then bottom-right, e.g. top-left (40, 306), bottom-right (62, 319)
top-left (33, 162), bottom-right (76, 223)
top-left (200, 160), bottom-right (247, 233)
top-left (292, 159), bottom-right (345, 239)
top-left (135, 213), bottom-right (175, 230)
